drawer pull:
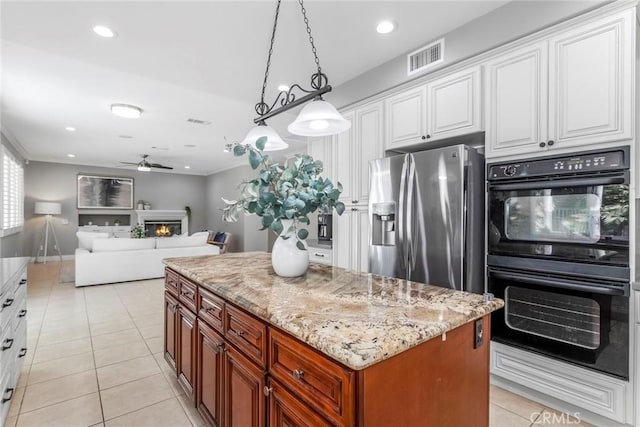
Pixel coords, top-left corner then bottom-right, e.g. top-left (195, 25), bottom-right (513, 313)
top-left (293, 369), bottom-right (305, 381)
top-left (18, 309), bottom-right (27, 318)
top-left (216, 343), bottom-right (225, 353)
top-left (18, 348), bottom-right (27, 358)
top-left (263, 386), bottom-right (272, 396)
top-left (204, 307), bottom-right (216, 314)
top-left (2, 339), bottom-right (13, 351)
top-left (19, 279), bottom-right (26, 286)
top-left (181, 290), bottom-right (194, 299)
top-left (2, 299), bottom-right (14, 309)
top-left (313, 253), bottom-right (326, 257)
top-left (2, 388), bottom-right (14, 403)
top-left (235, 330), bottom-right (245, 337)
top-left (168, 303), bottom-right (178, 313)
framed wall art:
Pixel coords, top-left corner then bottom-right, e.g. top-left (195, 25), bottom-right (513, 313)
top-left (77, 174), bottom-right (134, 209)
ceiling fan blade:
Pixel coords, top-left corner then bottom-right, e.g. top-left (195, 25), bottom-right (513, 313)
top-left (150, 163), bottom-right (173, 170)
top-left (119, 162), bottom-right (138, 165)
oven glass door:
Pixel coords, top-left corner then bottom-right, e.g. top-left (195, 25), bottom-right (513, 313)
top-left (489, 269), bottom-right (629, 379)
top-left (488, 178), bottom-right (629, 265)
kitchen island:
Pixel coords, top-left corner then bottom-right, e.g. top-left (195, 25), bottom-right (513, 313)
top-left (163, 252), bottom-right (503, 427)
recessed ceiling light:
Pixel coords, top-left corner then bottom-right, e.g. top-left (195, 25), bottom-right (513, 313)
top-left (65, 126), bottom-right (76, 132)
top-left (110, 103), bottom-right (142, 119)
top-left (67, 154), bottom-right (76, 158)
top-left (93, 25), bottom-right (116, 38)
top-left (119, 135), bottom-right (133, 139)
top-left (184, 144), bottom-right (197, 148)
top-left (277, 84), bottom-right (290, 92)
top-left (376, 20), bottom-right (396, 34)
top-left (184, 166), bottom-right (191, 169)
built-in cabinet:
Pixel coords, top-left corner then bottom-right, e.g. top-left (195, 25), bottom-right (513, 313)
top-left (485, 9), bottom-right (634, 159)
top-left (333, 207), bottom-right (369, 273)
top-left (385, 66), bottom-right (482, 151)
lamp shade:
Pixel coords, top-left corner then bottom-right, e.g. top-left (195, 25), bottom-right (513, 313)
top-left (241, 123), bottom-right (289, 151)
top-left (287, 99), bottom-right (351, 137)
top-left (34, 202), bottom-right (61, 215)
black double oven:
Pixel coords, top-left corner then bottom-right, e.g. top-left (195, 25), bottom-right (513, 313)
top-left (487, 147), bottom-right (630, 380)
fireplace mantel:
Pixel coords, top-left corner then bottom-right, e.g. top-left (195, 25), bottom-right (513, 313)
top-left (136, 210), bottom-right (188, 235)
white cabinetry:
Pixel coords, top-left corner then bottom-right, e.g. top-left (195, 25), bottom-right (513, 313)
top-left (78, 225), bottom-right (132, 238)
top-left (385, 66), bottom-right (482, 151)
top-left (308, 136), bottom-right (333, 181)
top-left (333, 206), bottom-right (369, 273)
top-left (0, 258), bottom-right (28, 426)
top-left (485, 10), bottom-right (634, 159)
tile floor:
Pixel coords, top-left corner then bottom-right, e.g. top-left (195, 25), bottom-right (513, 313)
top-left (5, 261), bottom-right (593, 427)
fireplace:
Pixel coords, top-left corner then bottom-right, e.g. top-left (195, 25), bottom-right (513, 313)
top-left (145, 220), bottom-right (181, 237)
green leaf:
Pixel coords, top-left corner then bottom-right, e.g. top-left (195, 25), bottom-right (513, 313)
top-left (255, 136), bottom-right (267, 151)
top-left (335, 202), bottom-right (345, 215)
top-left (297, 229), bottom-right (309, 240)
top-left (233, 144), bottom-right (246, 156)
top-left (248, 150), bottom-right (260, 170)
top-left (261, 215), bottom-right (274, 228)
top-left (271, 219), bottom-right (283, 234)
top-left (296, 241), bottom-right (306, 251)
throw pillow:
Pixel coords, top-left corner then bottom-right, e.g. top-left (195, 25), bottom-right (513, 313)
top-left (76, 231), bottom-right (110, 250)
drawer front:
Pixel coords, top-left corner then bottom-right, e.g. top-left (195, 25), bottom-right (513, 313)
top-left (198, 287), bottom-right (225, 334)
top-left (309, 247), bottom-right (332, 266)
top-left (178, 277), bottom-right (198, 313)
top-left (0, 289), bottom-right (16, 335)
top-left (13, 297), bottom-right (27, 334)
top-left (225, 304), bottom-right (267, 368)
top-left (165, 269), bottom-right (179, 297)
top-left (269, 378), bottom-right (332, 427)
top-left (0, 327), bottom-right (14, 372)
top-left (269, 328), bottom-right (355, 426)
top-left (636, 291), bottom-right (640, 324)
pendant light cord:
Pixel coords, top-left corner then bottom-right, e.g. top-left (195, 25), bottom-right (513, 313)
top-left (258, 0), bottom-right (282, 115)
top-left (298, 0), bottom-right (321, 76)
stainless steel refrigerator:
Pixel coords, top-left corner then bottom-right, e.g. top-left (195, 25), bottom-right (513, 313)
top-left (368, 144), bottom-right (484, 294)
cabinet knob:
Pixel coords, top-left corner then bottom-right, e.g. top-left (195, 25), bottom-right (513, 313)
top-left (421, 135), bottom-right (426, 140)
top-left (263, 386), bottom-right (272, 396)
top-left (547, 140), bottom-right (555, 146)
top-left (352, 200), bottom-right (358, 204)
top-left (426, 134), bottom-right (431, 139)
top-left (235, 329), bottom-right (245, 337)
top-left (539, 142), bottom-right (546, 148)
top-left (292, 369), bottom-right (305, 381)
top-left (216, 343), bottom-right (225, 353)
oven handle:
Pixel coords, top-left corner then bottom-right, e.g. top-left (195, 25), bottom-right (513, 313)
top-left (489, 175), bottom-right (627, 191)
top-left (488, 269), bottom-right (628, 296)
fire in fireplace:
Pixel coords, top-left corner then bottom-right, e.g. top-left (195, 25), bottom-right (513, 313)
top-left (145, 220), bottom-right (181, 237)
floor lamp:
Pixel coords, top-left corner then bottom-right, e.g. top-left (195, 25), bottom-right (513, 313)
top-left (34, 202), bottom-right (63, 264)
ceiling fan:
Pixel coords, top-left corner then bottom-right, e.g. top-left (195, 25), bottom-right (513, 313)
top-left (120, 154), bottom-right (173, 172)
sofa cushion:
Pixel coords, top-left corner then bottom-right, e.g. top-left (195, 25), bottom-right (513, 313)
top-left (156, 233), bottom-right (208, 249)
top-left (92, 238), bottom-right (156, 253)
top-left (77, 231), bottom-right (110, 250)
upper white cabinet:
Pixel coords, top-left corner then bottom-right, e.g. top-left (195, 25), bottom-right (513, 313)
top-left (334, 101), bottom-right (383, 206)
top-left (307, 135), bottom-right (333, 181)
top-left (333, 206), bottom-right (369, 273)
top-left (385, 66), bottom-right (482, 151)
top-left (485, 9), bottom-right (634, 159)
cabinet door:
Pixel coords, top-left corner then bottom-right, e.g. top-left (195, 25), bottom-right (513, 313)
top-left (355, 207), bottom-right (370, 274)
top-left (333, 207), bottom-right (369, 273)
top-left (484, 41), bottom-right (549, 159)
top-left (548, 10), bottom-right (633, 148)
top-left (308, 136), bottom-right (333, 182)
top-left (332, 211), bottom-right (352, 270)
top-left (164, 292), bottom-right (179, 372)
top-left (334, 111), bottom-right (355, 205)
top-left (354, 102), bottom-right (383, 206)
top-left (427, 66), bottom-right (482, 141)
top-left (385, 86), bottom-right (426, 150)
top-left (268, 379), bottom-right (331, 427)
top-left (223, 344), bottom-right (266, 427)
top-left (177, 306), bottom-right (197, 400)
top-left (197, 320), bottom-right (224, 427)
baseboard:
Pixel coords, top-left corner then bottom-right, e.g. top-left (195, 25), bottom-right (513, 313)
top-left (30, 255), bottom-right (75, 263)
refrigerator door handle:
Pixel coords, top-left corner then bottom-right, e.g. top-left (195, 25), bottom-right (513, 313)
top-left (398, 155), bottom-right (409, 270)
top-left (407, 154), bottom-right (417, 272)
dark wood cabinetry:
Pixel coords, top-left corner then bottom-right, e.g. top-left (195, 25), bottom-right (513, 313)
top-left (224, 344), bottom-right (266, 427)
top-left (196, 320), bottom-right (224, 427)
top-left (177, 305), bottom-right (197, 400)
top-left (164, 292), bottom-right (178, 370)
top-left (269, 379), bottom-right (331, 427)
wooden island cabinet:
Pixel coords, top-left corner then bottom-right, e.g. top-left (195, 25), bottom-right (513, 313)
top-left (163, 253), bottom-right (503, 427)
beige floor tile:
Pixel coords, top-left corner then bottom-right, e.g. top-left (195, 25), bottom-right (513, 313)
top-left (489, 403), bottom-right (533, 427)
top-left (177, 393), bottom-right (205, 427)
top-left (105, 397), bottom-right (191, 427)
top-left (27, 351), bottom-right (94, 384)
top-left (7, 387), bottom-right (25, 418)
top-left (89, 318), bottom-right (135, 336)
top-left (94, 341), bottom-right (150, 368)
top-left (4, 416), bottom-right (17, 427)
top-left (21, 370), bottom-right (98, 413)
top-left (92, 328), bottom-right (143, 350)
top-left (154, 352), bottom-right (174, 374)
top-left (16, 392), bottom-right (102, 427)
top-left (138, 324), bottom-right (163, 339)
top-left (490, 384), bottom-right (545, 419)
top-left (97, 355), bottom-right (161, 390)
top-left (32, 337), bottom-right (92, 364)
top-left (536, 408), bottom-right (594, 426)
top-left (36, 327), bottom-right (90, 347)
top-left (100, 373), bottom-right (174, 420)
top-left (160, 369), bottom-right (185, 397)
top-left (145, 336), bottom-right (163, 354)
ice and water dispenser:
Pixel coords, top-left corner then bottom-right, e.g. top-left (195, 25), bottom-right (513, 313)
top-left (371, 202), bottom-right (395, 246)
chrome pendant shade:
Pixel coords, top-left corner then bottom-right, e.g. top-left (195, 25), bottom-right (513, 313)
top-left (242, 0), bottom-right (350, 151)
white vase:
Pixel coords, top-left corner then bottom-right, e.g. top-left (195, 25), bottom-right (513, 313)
top-left (271, 219), bottom-right (309, 277)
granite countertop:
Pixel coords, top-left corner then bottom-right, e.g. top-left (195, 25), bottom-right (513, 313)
top-left (164, 252), bottom-right (504, 370)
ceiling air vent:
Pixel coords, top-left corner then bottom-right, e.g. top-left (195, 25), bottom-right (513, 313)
top-left (186, 118), bottom-right (212, 125)
top-left (407, 38), bottom-right (444, 76)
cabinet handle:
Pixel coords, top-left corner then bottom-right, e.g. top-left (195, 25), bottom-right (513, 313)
top-left (181, 290), bottom-right (194, 299)
top-left (2, 339), bottom-right (13, 351)
top-left (19, 279), bottom-right (26, 286)
top-left (351, 207), bottom-right (358, 211)
top-left (2, 299), bottom-right (14, 309)
top-left (351, 200), bottom-right (358, 204)
top-left (292, 369), bottom-right (305, 381)
top-left (313, 253), bottom-right (325, 258)
top-left (18, 348), bottom-right (27, 358)
top-left (421, 135), bottom-right (426, 140)
top-left (2, 388), bottom-right (14, 403)
top-left (539, 142), bottom-right (546, 148)
top-left (426, 134), bottom-right (431, 139)
top-left (263, 386), bottom-right (272, 396)
top-left (216, 343), bottom-right (225, 354)
top-left (204, 307), bottom-right (216, 314)
top-left (548, 140), bottom-right (555, 146)
top-left (235, 329), bottom-right (245, 337)
top-left (18, 309), bottom-right (27, 318)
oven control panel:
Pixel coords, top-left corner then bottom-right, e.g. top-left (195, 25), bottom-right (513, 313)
top-left (488, 149), bottom-right (628, 180)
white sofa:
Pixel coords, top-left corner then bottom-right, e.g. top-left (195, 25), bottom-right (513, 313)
top-left (75, 232), bottom-right (220, 287)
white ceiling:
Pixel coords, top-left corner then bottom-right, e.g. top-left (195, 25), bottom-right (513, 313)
top-left (1, 0), bottom-right (510, 175)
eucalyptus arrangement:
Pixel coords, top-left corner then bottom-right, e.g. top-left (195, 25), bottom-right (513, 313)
top-left (222, 137), bottom-right (345, 251)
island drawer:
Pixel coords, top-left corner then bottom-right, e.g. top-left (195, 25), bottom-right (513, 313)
top-left (269, 328), bottom-right (355, 426)
top-left (198, 287), bottom-right (225, 333)
top-left (178, 277), bottom-right (198, 313)
top-left (309, 246), bottom-right (332, 266)
top-left (224, 304), bottom-right (267, 368)
top-left (165, 269), bottom-right (179, 297)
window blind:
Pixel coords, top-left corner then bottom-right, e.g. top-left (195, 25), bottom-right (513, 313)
top-left (2, 147), bottom-right (24, 233)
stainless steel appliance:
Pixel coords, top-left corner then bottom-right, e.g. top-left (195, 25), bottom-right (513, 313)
top-left (368, 144), bottom-right (485, 294)
top-left (487, 147), bottom-right (630, 379)
top-left (318, 214), bottom-right (332, 242)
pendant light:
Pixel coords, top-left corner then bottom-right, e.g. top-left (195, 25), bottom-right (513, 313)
top-left (243, 0), bottom-right (350, 150)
